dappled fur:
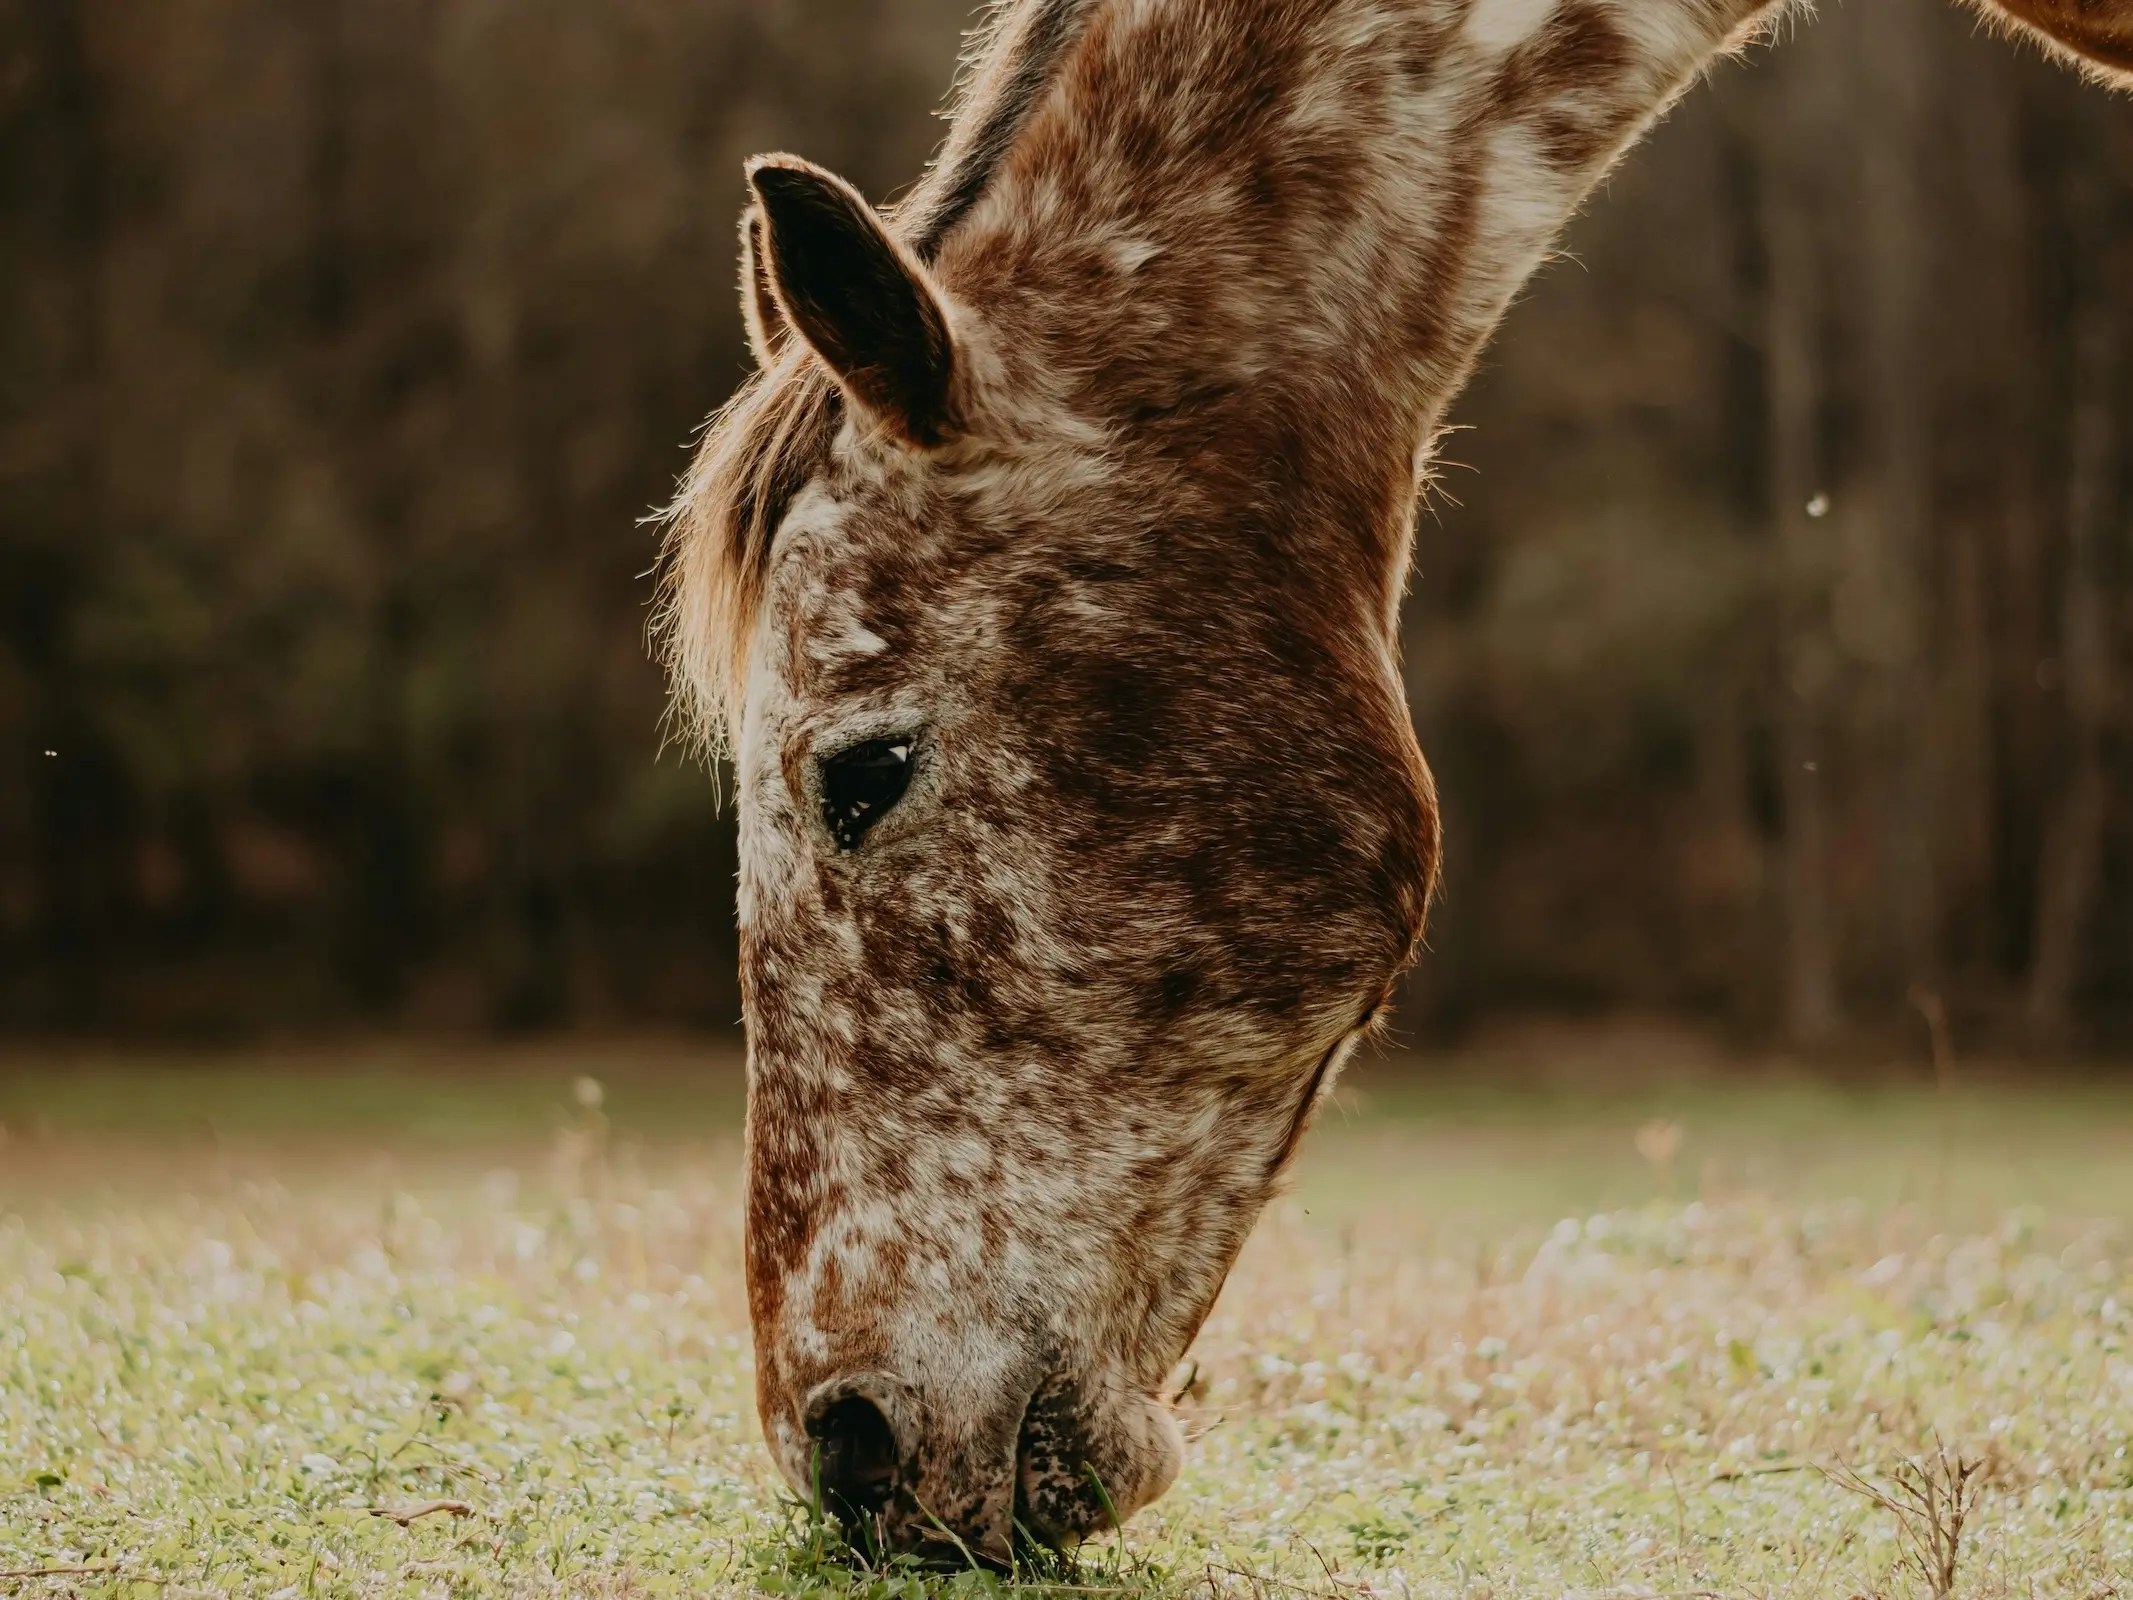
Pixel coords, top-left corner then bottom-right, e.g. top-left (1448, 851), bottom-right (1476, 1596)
top-left (652, 0), bottom-right (2132, 1561)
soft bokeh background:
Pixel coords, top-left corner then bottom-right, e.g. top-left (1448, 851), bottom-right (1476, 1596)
top-left (7, 18), bottom-right (2132, 1589)
top-left (4, 0), bottom-right (2132, 1056)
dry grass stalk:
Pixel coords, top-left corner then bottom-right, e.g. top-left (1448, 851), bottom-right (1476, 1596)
top-left (1823, 1439), bottom-right (1996, 1600)
top-left (367, 1497), bottom-right (474, 1527)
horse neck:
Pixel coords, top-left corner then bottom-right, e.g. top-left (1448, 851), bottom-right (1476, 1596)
top-left (937, 0), bottom-right (1781, 631)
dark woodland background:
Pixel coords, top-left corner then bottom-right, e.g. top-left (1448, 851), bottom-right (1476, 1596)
top-left (3, 0), bottom-right (2130, 1052)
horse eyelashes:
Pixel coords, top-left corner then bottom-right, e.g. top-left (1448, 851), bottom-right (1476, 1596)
top-left (821, 737), bottom-right (915, 851)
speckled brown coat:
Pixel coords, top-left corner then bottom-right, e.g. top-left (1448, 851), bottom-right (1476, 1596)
top-left (655, 0), bottom-right (2131, 1561)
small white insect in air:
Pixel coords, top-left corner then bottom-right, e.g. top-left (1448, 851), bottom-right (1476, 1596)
top-left (573, 1075), bottom-right (605, 1110)
top-left (1805, 493), bottom-right (1830, 519)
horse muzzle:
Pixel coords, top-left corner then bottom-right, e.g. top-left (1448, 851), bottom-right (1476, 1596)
top-left (789, 1363), bottom-right (1183, 1562)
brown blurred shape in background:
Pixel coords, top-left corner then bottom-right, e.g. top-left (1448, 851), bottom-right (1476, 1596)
top-left (1, 0), bottom-right (2128, 1051)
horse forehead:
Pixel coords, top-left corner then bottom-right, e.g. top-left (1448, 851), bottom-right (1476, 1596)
top-left (775, 499), bottom-right (1065, 683)
top-left (786, 416), bottom-right (1125, 587)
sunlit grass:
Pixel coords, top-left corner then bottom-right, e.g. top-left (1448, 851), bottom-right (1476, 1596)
top-left (2, 1049), bottom-right (2130, 1597)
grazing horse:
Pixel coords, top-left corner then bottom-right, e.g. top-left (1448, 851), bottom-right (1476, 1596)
top-left (656, 0), bottom-right (2130, 1562)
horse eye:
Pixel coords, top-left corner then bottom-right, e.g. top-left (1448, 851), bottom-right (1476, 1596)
top-left (820, 737), bottom-right (914, 851)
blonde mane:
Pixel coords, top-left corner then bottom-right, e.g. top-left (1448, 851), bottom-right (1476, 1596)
top-left (652, 348), bottom-right (837, 759)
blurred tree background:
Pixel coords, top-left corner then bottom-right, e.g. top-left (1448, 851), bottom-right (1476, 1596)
top-left (1, 0), bottom-right (2128, 1050)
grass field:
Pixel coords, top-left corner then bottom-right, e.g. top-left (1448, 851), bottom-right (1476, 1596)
top-left (3, 1038), bottom-right (2131, 1598)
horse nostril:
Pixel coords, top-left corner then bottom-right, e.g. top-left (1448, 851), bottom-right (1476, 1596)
top-left (809, 1393), bottom-right (901, 1521)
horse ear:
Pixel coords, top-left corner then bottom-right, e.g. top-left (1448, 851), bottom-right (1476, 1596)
top-left (745, 155), bottom-right (960, 446)
top-left (740, 206), bottom-right (791, 367)
top-left (1971, 0), bottom-right (2133, 85)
